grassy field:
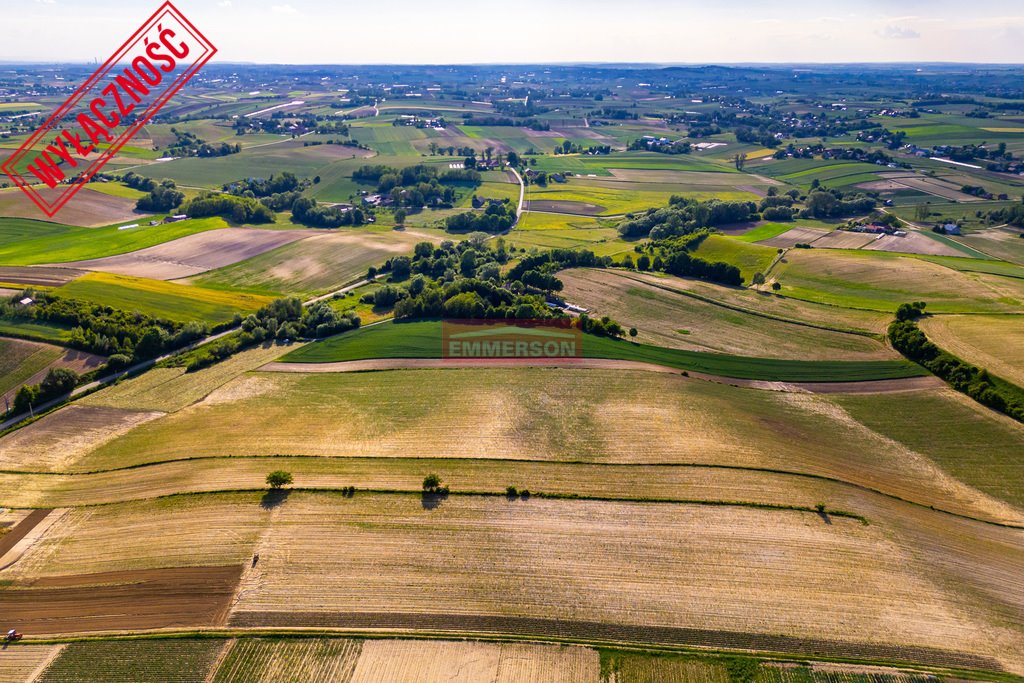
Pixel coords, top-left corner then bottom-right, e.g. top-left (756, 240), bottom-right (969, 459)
top-left (773, 249), bottom-right (1024, 312)
top-left (557, 269), bottom-right (895, 360)
top-left (212, 638), bottom-right (362, 683)
top-left (691, 234), bottom-right (779, 282)
top-left (193, 229), bottom-right (431, 296)
top-left (0, 217), bottom-right (229, 266)
top-left (919, 314), bottom-right (1024, 389)
top-left (57, 272), bottom-right (274, 323)
top-left (600, 651), bottom-right (729, 683)
top-left (284, 320), bottom-right (921, 381)
top-left (835, 388), bottom-right (1024, 509)
top-left (0, 336), bottom-right (63, 396)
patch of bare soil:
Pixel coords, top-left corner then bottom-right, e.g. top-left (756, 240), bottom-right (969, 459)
top-left (0, 565), bottom-right (243, 634)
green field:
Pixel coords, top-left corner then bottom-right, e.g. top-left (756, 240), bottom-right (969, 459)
top-left (37, 640), bottom-right (226, 683)
top-left (0, 217), bottom-right (228, 266)
top-left (835, 389), bottom-right (1024, 509)
top-left (57, 272), bottom-right (274, 324)
top-left (284, 320), bottom-right (925, 382)
top-left (0, 337), bottom-right (62, 396)
top-left (692, 234), bottom-right (779, 282)
top-left (774, 249), bottom-right (1024, 312)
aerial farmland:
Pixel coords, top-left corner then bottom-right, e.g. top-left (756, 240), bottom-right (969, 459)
top-left (1, 7), bottom-right (1024, 681)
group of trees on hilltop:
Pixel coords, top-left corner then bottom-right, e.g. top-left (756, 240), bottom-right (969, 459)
top-left (445, 201), bottom-right (516, 233)
top-left (617, 196), bottom-right (757, 239)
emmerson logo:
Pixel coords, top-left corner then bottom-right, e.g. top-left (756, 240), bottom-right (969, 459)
top-left (442, 320), bottom-right (582, 359)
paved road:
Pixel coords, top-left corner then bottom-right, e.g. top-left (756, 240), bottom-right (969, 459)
top-left (508, 166), bottom-right (526, 226)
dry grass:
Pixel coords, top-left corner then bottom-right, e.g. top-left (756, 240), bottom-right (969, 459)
top-left (919, 314), bottom-right (1024, 388)
top-left (73, 369), bottom-right (1024, 524)
top-left (774, 249), bottom-right (1024, 312)
top-left (81, 342), bottom-right (296, 414)
top-left (349, 640), bottom-right (598, 683)
top-left (0, 405), bottom-right (164, 472)
top-left (621, 271), bottom-right (891, 334)
top-left (0, 457), bottom-right (827, 510)
top-left (559, 269), bottom-right (894, 360)
top-left (230, 492), bottom-right (1008, 667)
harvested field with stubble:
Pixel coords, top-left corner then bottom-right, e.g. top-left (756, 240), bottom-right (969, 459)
top-left (192, 230), bottom-right (431, 296)
top-left (0, 187), bottom-right (146, 227)
top-left (773, 249), bottom-right (1024, 312)
top-left (80, 342), bottom-right (298, 414)
top-left (919, 314), bottom-right (1024, 388)
top-left (0, 645), bottom-right (64, 683)
top-left (349, 640), bottom-right (598, 683)
top-left (2, 494), bottom-right (264, 579)
top-left (756, 226), bottom-right (829, 248)
top-left (558, 268), bottom-right (895, 360)
top-left (212, 638), bottom-right (362, 683)
top-left (228, 492), bottom-right (1013, 670)
top-left (70, 369), bottom-right (1024, 524)
top-left (65, 228), bottom-right (312, 280)
top-left (0, 405), bottom-right (164, 472)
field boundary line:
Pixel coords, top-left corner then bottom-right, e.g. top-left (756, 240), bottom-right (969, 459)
top-left (31, 626), bottom-right (1013, 680)
top-left (3, 454), bottom-right (1019, 528)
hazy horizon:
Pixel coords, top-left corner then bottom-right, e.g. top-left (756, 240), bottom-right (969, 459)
top-left (5, 0), bottom-right (1024, 65)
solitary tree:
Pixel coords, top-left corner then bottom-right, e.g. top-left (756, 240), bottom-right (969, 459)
top-left (266, 471), bottom-right (293, 489)
top-left (423, 473), bottom-right (442, 491)
top-left (628, 328), bottom-right (638, 338)
top-left (771, 281), bottom-right (782, 291)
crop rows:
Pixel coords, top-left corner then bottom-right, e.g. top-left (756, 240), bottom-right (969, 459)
top-left (212, 638), bottom-right (362, 683)
top-left (37, 640), bottom-right (225, 683)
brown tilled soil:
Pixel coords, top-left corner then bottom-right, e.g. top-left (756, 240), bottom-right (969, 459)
top-left (0, 187), bottom-right (148, 227)
top-left (525, 200), bottom-right (606, 215)
top-left (65, 228), bottom-right (312, 280)
top-left (0, 266), bottom-right (87, 287)
top-left (0, 509), bottom-right (52, 558)
top-left (228, 612), bottom-right (1002, 672)
top-left (0, 565), bottom-right (243, 634)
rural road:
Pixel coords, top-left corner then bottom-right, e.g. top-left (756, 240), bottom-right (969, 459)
top-left (508, 166), bottom-right (526, 226)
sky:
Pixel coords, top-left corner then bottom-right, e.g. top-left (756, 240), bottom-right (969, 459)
top-left (3, 0), bottom-right (1024, 64)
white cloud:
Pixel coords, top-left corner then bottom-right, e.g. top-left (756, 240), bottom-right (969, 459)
top-left (218, 0), bottom-right (232, 6)
top-left (878, 24), bottom-right (921, 39)
top-left (33, 0), bottom-right (56, 4)
top-left (271, 3), bottom-right (298, 13)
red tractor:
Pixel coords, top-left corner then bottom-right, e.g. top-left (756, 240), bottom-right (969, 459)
top-left (5, 629), bottom-right (23, 643)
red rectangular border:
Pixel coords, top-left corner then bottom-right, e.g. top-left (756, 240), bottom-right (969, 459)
top-left (0, 2), bottom-right (217, 217)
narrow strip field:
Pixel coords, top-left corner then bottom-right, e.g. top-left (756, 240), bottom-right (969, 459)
top-left (65, 228), bottom-right (311, 280)
top-left (282, 320), bottom-right (924, 382)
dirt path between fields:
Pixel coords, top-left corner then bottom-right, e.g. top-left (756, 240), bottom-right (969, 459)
top-left (260, 358), bottom-right (943, 394)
